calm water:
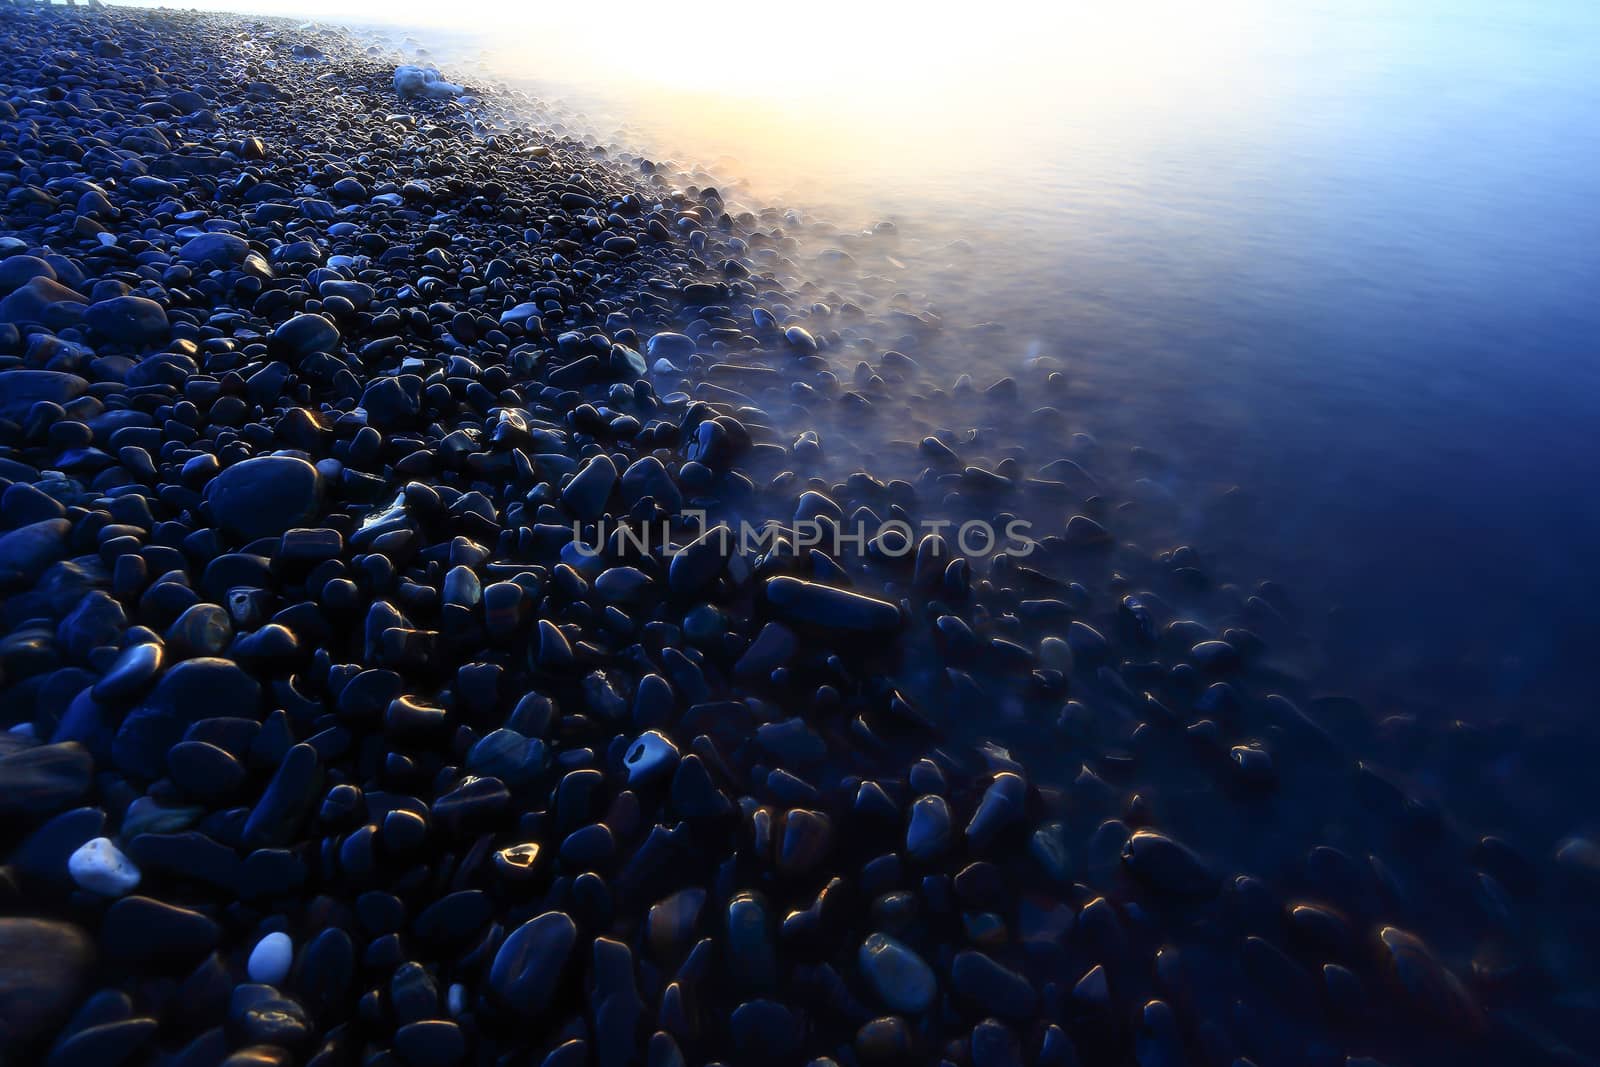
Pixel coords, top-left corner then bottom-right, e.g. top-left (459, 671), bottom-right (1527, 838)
top-left (442, 0), bottom-right (1600, 725)
top-left (126, 0), bottom-right (1600, 718)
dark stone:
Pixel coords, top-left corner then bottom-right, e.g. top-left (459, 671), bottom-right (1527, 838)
top-left (488, 911), bottom-right (578, 1016)
top-left (205, 456), bottom-right (322, 541)
top-left (0, 276), bottom-right (87, 329)
top-left (242, 743), bottom-right (322, 848)
top-left (0, 518), bottom-right (72, 590)
top-left (102, 896), bottom-right (220, 966)
top-left (413, 890), bottom-right (492, 950)
top-left (45, 1016), bottom-right (159, 1067)
top-left (950, 950), bottom-right (1038, 1018)
top-left (12, 806), bottom-right (105, 892)
top-left (0, 740), bottom-right (93, 822)
top-left (113, 658), bottom-right (260, 780)
top-left (395, 1020), bottom-right (465, 1067)
top-left (563, 454), bottom-right (617, 521)
top-left (0, 919), bottom-right (94, 1056)
top-left (271, 313), bottom-right (340, 359)
top-left (764, 577), bottom-right (901, 634)
top-left (84, 296), bottom-right (169, 345)
top-left (177, 233), bottom-right (250, 268)
top-left (1121, 830), bottom-right (1217, 897)
top-left (359, 375), bottom-right (421, 429)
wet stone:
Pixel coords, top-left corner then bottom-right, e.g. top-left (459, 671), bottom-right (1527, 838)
top-left (0, 919), bottom-right (93, 1056)
top-left (271, 313), bottom-right (340, 359)
top-left (1121, 830), bottom-right (1218, 897)
top-left (906, 794), bottom-right (953, 863)
top-left (0, 740), bottom-right (93, 822)
top-left (177, 232), bottom-right (249, 268)
top-left (242, 743), bottom-right (322, 848)
top-left (84, 296), bottom-right (169, 345)
top-left (765, 577), bottom-right (901, 634)
top-left (951, 950), bottom-right (1038, 1019)
top-left (113, 658), bottom-right (260, 779)
top-left (488, 911), bottom-right (578, 1016)
top-left (102, 896), bottom-right (220, 967)
top-left (0, 519), bottom-right (72, 590)
top-left (205, 456), bottom-right (322, 541)
top-left (858, 933), bottom-right (936, 1014)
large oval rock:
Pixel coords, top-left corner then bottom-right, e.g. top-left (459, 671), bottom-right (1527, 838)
top-left (271, 313), bottom-right (340, 359)
top-left (0, 254), bottom-right (56, 294)
top-left (859, 933), bottom-right (937, 1014)
top-left (0, 740), bottom-right (93, 822)
top-left (0, 919), bottom-right (93, 1056)
top-left (0, 370), bottom-right (87, 420)
top-left (84, 296), bottom-right (169, 345)
top-left (1121, 829), bottom-right (1217, 897)
top-left (205, 456), bottom-right (322, 541)
top-left (488, 911), bottom-right (578, 1016)
top-left (0, 518), bottom-right (72, 590)
top-left (0, 276), bottom-right (86, 329)
top-left (177, 232), bottom-right (249, 268)
top-left (101, 896), bottom-right (219, 966)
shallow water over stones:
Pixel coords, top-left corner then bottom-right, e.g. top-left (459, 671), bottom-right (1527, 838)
top-left (1, 6), bottom-right (1598, 1067)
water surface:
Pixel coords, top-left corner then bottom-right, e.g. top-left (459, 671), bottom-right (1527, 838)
top-left (119, 0), bottom-right (1600, 805)
top-left (419, 0), bottom-right (1600, 727)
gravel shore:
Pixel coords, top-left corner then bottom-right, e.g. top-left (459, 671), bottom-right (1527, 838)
top-left (1, 6), bottom-right (1594, 1067)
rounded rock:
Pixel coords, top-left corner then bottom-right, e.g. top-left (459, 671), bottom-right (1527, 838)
top-left (67, 836), bottom-right (141, 897)
top-left (247, 931), bottom-right (293, 985)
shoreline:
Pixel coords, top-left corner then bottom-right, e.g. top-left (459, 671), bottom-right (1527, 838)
top-left (1, 6), bottom-right (1595, 1067)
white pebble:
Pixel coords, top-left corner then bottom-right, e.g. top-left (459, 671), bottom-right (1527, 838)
top-left (248, 931), bottom-right (294, 985)
top-left (447, 982), bottom-right (466, 1017)
top-left (67, 837), bottom-right (140, 897)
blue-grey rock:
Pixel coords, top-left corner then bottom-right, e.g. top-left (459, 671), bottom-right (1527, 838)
top-left (619, 456), bottom-right (682, 513)
top-left (271, 313), bottom-right (339, 358)
top-left (84, 296), bottom-right (169, 344)
top-left (112, 658), bottom-right (260, 779)
top-left (951, 950), bottom-right (1038, 1018)
top-left (0, 370), bottom-right (88, 419)
top-left (205, 456), bottom-right (321, 541)
top-left (563, 454), bottom-right (617, 521)
top-left (624, 730), bottom-right (679, 787)
top-left (764, 576), bottom-right (900, 634)
top-left (91, 642), bottom-right (163, 704)
top-left (0, 741), bottom-right (93, 822)
top-left (488, 911), bottom-right (578, 1016)
top-left (0, 919), bottom-right (93, 1055)
top-left (177, 232), bottom-right (250, 268)
top-left (0, 518), bottom-right (72, 590)
top-left (0, 276), bottom-right (87, 329)
top-left (859, 933), bottom-right (937, 1013)
top-left (906, 794), bottom-right (953, 862)
top-left (0, 254), bottom-right (56, 294)
top-left (101, 896), bottom-right (219, 966)
top-left (645, 332), bottom-right (695, 361)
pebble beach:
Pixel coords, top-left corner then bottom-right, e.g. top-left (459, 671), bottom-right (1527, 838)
top-left (1, 6), bottom-right (1598, 1067)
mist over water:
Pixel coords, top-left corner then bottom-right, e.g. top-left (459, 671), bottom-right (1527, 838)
top-left (122, 0), bottom-right (1600, 718)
